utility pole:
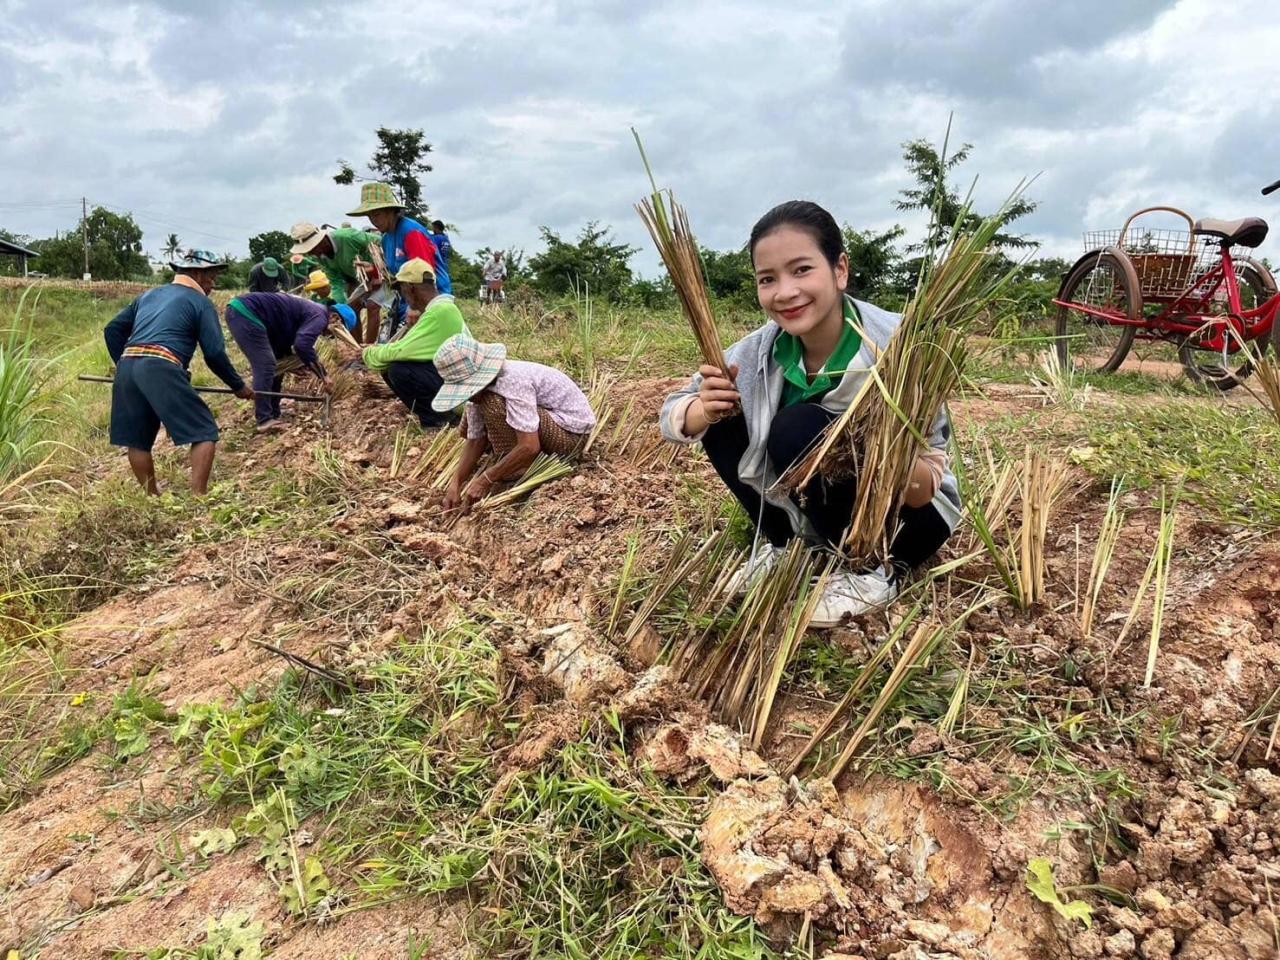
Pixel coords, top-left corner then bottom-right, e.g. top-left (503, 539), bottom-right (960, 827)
top-left (81, 196), bottom-right (91, 281)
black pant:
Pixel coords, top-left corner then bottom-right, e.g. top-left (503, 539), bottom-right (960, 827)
top-left (382, 361), bottom-right (454, 428)
top-left (702, 403), bottom-right (951, 571)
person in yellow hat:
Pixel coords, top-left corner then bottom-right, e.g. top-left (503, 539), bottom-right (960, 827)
top-left (333, 258), bottom-right (467, 428)
top-left (303, 270), bottom-right (332, 303)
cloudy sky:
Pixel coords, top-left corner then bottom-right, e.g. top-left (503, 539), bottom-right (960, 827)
top-left (2, 0), bottom-right (1278, 274)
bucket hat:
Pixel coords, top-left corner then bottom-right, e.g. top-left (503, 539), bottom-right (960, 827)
top-left (348, 182), bottom-right (406, 217)
top-left (394, 258), bottom-right (436, 285)
top-left (169, 249), bottom-right (226, 271)
top-left (304, 270), bottom-right (331, 293)
top-left (431, 334), bottom-right (508, 411)
top-left (290, 222), bottom-right (329, 256)
top-left (329, 303), bottom-right (358, 332)
top-left (260, 257), bottom-right (281, 278)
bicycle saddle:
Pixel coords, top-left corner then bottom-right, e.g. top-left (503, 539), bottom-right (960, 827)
top-left (1192, 216), bottom-right (1269, 247)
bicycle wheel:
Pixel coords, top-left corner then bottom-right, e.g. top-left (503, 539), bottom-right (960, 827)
top-left (1055, 251), bottom-right (1138, 373)
top-left (1179, 258), bottom-right (1278, 390)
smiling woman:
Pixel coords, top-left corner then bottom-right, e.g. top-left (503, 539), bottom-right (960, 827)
top-left (659, 200), bottom-right (960, 627)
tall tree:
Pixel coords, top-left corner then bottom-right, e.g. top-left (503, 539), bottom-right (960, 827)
top-left (334, 128), bottom-right (434, 220)
top-left (528, 223), bottom-right (637, 303)
top-left (163, 233), bottom-right (182, 261)
top-left (30, 207), bottom-right (149, 280)
top-left (894, 137), bottom-right (1036, 252)
top-left (248, 230), bottom-right (293, 264)
top-left (842, 224), bottom-right (906, 303)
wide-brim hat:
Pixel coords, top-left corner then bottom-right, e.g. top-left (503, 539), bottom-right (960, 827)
top-left (329, 303), bottom-right (358, 332)
top-left (261, 257), bottom-right (281, 278)
top-left (290, 222), bottom-right (328, 255)
top-left (347, 182), bottom-right (406, 216)
top-left (431, 334), bottom-right (507, 412)
top-left (169, 249), bottom-right (227, 271)
top-left (303, 270), bottom-right (331, 293)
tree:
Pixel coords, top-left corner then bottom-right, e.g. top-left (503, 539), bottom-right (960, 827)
top-left (842, 224), bottom-right (907, 304)
top-left (248, 230), bottom-right (293, 264)
top-left (894, 137), bottom-right (1037, 253)
top-left (528, 223), bottom-right (637, 302)
top-left (334, 128), bottom-right (434, 220)
top-left (163, 233), bottom-right (182, 261)
top-left (29, 207), bottom-right (149, 280)
top-left (699, 246), bottom-right (755, 305)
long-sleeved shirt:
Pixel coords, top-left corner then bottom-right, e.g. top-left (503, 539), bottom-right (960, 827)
top-left (317, 228), bottom-right (379, 302)
top-left (483, 259), bottom-right (507, 282)
top-left (361, 294), bottom-right (467, 372)
top-left (247, 263), bottom-right (286, 293)
top-left (228, 293), bottom-right (330, 377)
top-left (105, 278), bottom-right (244, 390)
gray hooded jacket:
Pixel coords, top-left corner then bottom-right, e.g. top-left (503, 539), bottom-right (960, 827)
top-left (659, 295), bottom-right (962, 542)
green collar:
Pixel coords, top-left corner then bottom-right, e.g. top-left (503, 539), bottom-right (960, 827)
top-left (773, 298), bottom-right (863, 405)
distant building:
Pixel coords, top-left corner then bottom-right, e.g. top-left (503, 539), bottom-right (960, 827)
top-left (0, 236), bottom-right (38, 277)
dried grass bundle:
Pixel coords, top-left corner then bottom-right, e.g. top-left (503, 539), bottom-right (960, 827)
top-left (1256, 354), bottom-right (1280, 427)
top-left (477, 454), bottom-right (574, 510)
top-left (778, 189), bottom-right (1028, 562)
top-left (1014, 446), bottom-right (1070, 608)
top-left (632, 129), bottom-right (731, 377)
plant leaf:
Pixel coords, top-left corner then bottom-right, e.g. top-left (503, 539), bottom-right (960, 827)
top-left (190, 827), bottom-right (238, 857)
top-left (1026, 857), bottom-right (1093, 928)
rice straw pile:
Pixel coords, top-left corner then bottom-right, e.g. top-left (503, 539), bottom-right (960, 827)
top-left (778, 188), bottom-right (1028, 562)
top-left (632, 129), bottom-right (731, 378)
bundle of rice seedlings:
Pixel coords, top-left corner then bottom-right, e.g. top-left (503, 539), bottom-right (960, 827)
top-left (938, 644), bottom-right (976, 736)
top-left (408, 427), bottom-right (466, 483)
top-left (777, 188), bottom-right (1028, 562)
top-left (1013, 446), bottom-right (1069, 608)
top-left (622, 526), bottom-right (738, 653)
top-left (671, 542), bottom-right (829, 733)
top-left (632, 129), bottom-right (731, 379)
top-left (1080, 478), bottom-right (1125, 636)
top-left (477, 454), bottom-right (574, 510)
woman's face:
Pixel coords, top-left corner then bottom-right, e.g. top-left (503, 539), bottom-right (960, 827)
top-left (752, 226), bottom-right (848, 338)
top-left (368, 209), bottom-right (397, 234)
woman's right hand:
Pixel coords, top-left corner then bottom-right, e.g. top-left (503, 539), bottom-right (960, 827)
top-left (696, 363), bottom-right (741, 423)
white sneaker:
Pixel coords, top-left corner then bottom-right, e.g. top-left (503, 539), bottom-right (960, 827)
top-left (725, 544), bottom-right (786, 596)
top-left (810, 566), bottom-right (899, 627)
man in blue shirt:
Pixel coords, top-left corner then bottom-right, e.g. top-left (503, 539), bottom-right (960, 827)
top-left (348, 183), bottom-right (452, 336)
top-left (103, 249), bottom-right (253, 495)
top-left (430, 220), bottom-right (453, 295)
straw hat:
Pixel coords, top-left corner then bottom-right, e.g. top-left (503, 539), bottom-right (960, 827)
top-left (303, 270), bottom-right (331, 293)
top-left (348, 182), bottom-right (406, 217)
top-left (169, 249), bottom-right (226, 271)
top-left (290, 222), bottom-right (329, 256)
top-left (430, 334), bottom-right (507, 412)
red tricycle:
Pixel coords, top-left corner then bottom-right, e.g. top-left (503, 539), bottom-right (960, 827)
top-left (1053, 178), bottom-right (1280, 389)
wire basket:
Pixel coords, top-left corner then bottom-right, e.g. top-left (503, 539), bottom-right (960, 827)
top-left (1084, 206), bottom-right (1239, 300)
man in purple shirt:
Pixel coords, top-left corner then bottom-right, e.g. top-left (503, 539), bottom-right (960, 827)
top-left (224, 293), bottom-right (337, 432)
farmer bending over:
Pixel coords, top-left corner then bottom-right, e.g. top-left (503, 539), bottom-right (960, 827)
top-left (290, 222), bottom-right (382, 342)
top-left (437, 334), bottom-right (596, 510)
top-left (338, 259), bottom-right (466, 428)
top-left (104, 249), bottom-right (253, 495)
top-left (224, 292), bottom-right (353, 433)
top-left (659, 201), bottom-right (959, 625)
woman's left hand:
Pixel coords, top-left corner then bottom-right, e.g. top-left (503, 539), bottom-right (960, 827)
top-left (461, 474), bottom-right (494, 508)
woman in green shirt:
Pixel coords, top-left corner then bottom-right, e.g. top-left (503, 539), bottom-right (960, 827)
top-left (659, 201), bottom-right (960, 625)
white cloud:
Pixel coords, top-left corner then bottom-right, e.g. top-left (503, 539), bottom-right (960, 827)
top-left (1, 0), bottom-right (1277, 275)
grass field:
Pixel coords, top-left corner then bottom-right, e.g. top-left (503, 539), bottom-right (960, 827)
top-left (2, 280), bottom-right (1278, 958)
